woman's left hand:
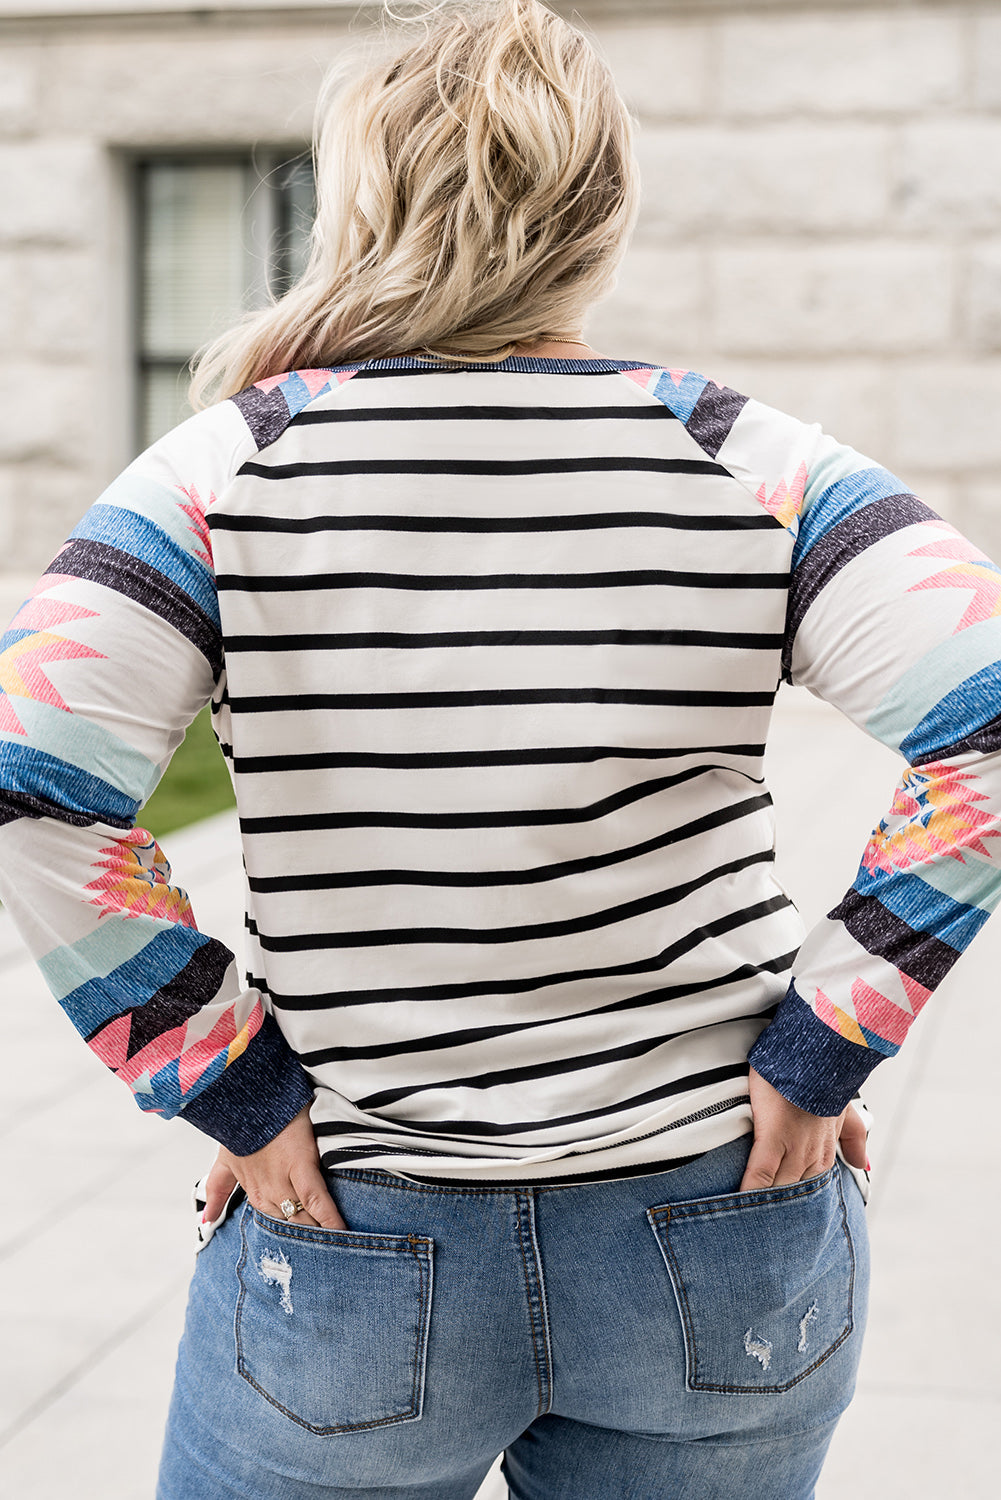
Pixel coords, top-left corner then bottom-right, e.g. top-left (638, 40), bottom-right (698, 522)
top-left (202, 1104), bottom-right (347, 1230)
top-left (738, 1066), bottom-right (868, 1193)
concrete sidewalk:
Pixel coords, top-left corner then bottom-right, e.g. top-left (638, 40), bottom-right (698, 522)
top-left (0, 686), bottom-right (998, 1497)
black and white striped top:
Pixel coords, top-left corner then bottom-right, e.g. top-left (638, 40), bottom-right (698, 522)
top-left (7, 353), bottom-right (997, 1184)
top-left (217, 357), bottom-right (805, 1178)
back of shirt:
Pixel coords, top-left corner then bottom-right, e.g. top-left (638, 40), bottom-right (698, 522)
top-left (216, 358), bottom-right (802, 1177)
top-left (2, 353), bottom-right (999, 1183)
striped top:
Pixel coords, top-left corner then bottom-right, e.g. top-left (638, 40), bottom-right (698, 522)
top-left (2, 354), bottom-right (1000, 1182)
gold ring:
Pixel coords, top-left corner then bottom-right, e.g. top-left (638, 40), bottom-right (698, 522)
top-left (280, 1198), bottom-right (304, 1220)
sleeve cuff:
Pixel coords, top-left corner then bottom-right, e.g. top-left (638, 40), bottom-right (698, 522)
top-left (747, 981), bottom-right (887, 1116)
top-left (179, 1010), bottom-right (315, 1154)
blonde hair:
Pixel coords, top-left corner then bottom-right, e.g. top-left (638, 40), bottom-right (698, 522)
top-left (190, 0), bottom-right (638, 405)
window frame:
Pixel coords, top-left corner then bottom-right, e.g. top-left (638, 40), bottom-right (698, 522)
top-left (131, 145), bottom-right (315, 453)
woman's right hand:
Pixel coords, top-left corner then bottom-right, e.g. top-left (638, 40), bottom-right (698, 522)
top-left (202, 1103), bottom-right (346, 1230)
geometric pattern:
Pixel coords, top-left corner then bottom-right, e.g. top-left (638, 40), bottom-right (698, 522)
top-left (907, 527), bottom-right (1001, 634)
top-left (813, 966), bottom-right (931, 1055)
top-left (0, 596), bottom-right (105, 737)
top-left (630, 366), bottom-right (754, 475)
top-left (863, 761), bottom-right (1001, 877)
top-left (89, 994), bottom-right (264, 1103)
top-left (813, 985), bottom-right (867, 1046)
top-left (233, 367), bottom-right (359, 449)
top-left (84, 826), bottom-right (198, 926)
top-left (621, 365), bottom-right (707, 421)
top-left (175, 484), bottom-right (215, 568)
top-left (756, 461), bottom-right (808, 531)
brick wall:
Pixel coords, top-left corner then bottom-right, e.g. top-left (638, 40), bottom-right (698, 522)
top-left (2, 0), bottom-right (1001, 614)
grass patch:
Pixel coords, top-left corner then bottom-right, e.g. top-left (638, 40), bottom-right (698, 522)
top-left (139, 706), bottom-right (235, 839)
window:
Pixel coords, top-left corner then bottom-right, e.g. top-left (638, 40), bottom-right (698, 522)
top-left (135, 152), bottom-right (315, 449)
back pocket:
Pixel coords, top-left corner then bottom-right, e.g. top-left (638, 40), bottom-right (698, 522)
top-left (647, 1165), bottom-right (856, 1394)
top-left (235, 1205), bottom-right (433, 1434)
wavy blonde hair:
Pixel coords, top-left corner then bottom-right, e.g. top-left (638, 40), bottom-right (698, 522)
top-left (190, 0), bottom-right (639, 405)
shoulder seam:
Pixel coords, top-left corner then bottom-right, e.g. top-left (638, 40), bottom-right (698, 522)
top-left (229, 367), bottom-right (361, 458)
top-left (616, 366), bottom-right (784, 523)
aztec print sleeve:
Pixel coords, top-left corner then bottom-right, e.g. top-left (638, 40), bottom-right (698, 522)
top-left (0, 401), bottom-right (314, 1153)
top-left (647, 369), bottom-right (1001, 1115)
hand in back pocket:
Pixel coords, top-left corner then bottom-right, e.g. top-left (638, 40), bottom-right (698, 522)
top-left (647, 1165), bottom-right (858, 1394)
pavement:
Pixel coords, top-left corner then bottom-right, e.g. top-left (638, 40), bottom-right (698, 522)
top-left (0, 685), bottom-right (998, 1499)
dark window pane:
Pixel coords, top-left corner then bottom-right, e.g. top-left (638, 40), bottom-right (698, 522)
top-left (141, 160), bottom-right (250, 357)
top-left (136, 152), bottom-right (316, 448)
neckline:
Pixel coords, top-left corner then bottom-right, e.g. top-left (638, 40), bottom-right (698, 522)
top-left (354, 354), bottom-right (651, 374)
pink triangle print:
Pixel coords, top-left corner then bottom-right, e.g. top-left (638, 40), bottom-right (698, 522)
top-left (850, 977), bottom-right (912, 1047)
top-left (175, 484), bottom-right (214, 567)
top-left (620, 368), bottom-right (656, 390)
top-left (10, 598), bottom-right (98, 633)
top-left (178, 1007), bottom-right (238, 1093)
top-left (907, 525), bottom-right (1001, 633)
top-left (298, 368), bottom-right (336, 397)
top-left (90, 1011), bottom-right (133, 1071)
top-left (0, 694), bottom-right (26, 736)
top-left (755, 461), bottom-right (807, 531)
top-left (900, 971), bottom-right (932, 1018)
top-left (0, 631), bottom-right (106, 715)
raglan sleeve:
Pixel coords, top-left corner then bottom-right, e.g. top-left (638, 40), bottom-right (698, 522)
top-left (723, 399), bottom-right (1001, 1116)
top-left (0, 402), bottom-right (314, 1152)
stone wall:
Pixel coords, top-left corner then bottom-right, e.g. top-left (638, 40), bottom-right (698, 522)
top-left (586, 2), bottom-right (1001, 556)
top-left (2, 0), bottom-right (1001, 613)
top-left (0, 8), bottom-right (353, 610)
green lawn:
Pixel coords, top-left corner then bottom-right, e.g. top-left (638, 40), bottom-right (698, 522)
top-left (138, 705), bottom-right (236, 839)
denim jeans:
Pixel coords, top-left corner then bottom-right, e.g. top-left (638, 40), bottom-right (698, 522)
top-left (157, 1134), bottom-right (868, 1499)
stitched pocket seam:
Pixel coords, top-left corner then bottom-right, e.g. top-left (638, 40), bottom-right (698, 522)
top-left (647, 1167), bottom-right (856, 1395)
top-left (234, 1203), bottom-right (433, 1434)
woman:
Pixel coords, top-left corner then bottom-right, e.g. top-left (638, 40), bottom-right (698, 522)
top-left (1, 1), bottom-right (997, 1495)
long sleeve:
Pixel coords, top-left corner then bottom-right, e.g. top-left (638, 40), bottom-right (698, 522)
top-left (0, 402), bottom-right (314, 1152)
top-left (688, 390), bottom-right (1001, 1115)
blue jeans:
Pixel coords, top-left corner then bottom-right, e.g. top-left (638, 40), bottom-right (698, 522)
top-left (158, 1135), bottom-right (868, 1499)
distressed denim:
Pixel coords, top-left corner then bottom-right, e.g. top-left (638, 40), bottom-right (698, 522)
top-left (157, 1134), bottom-right (868, 1499)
